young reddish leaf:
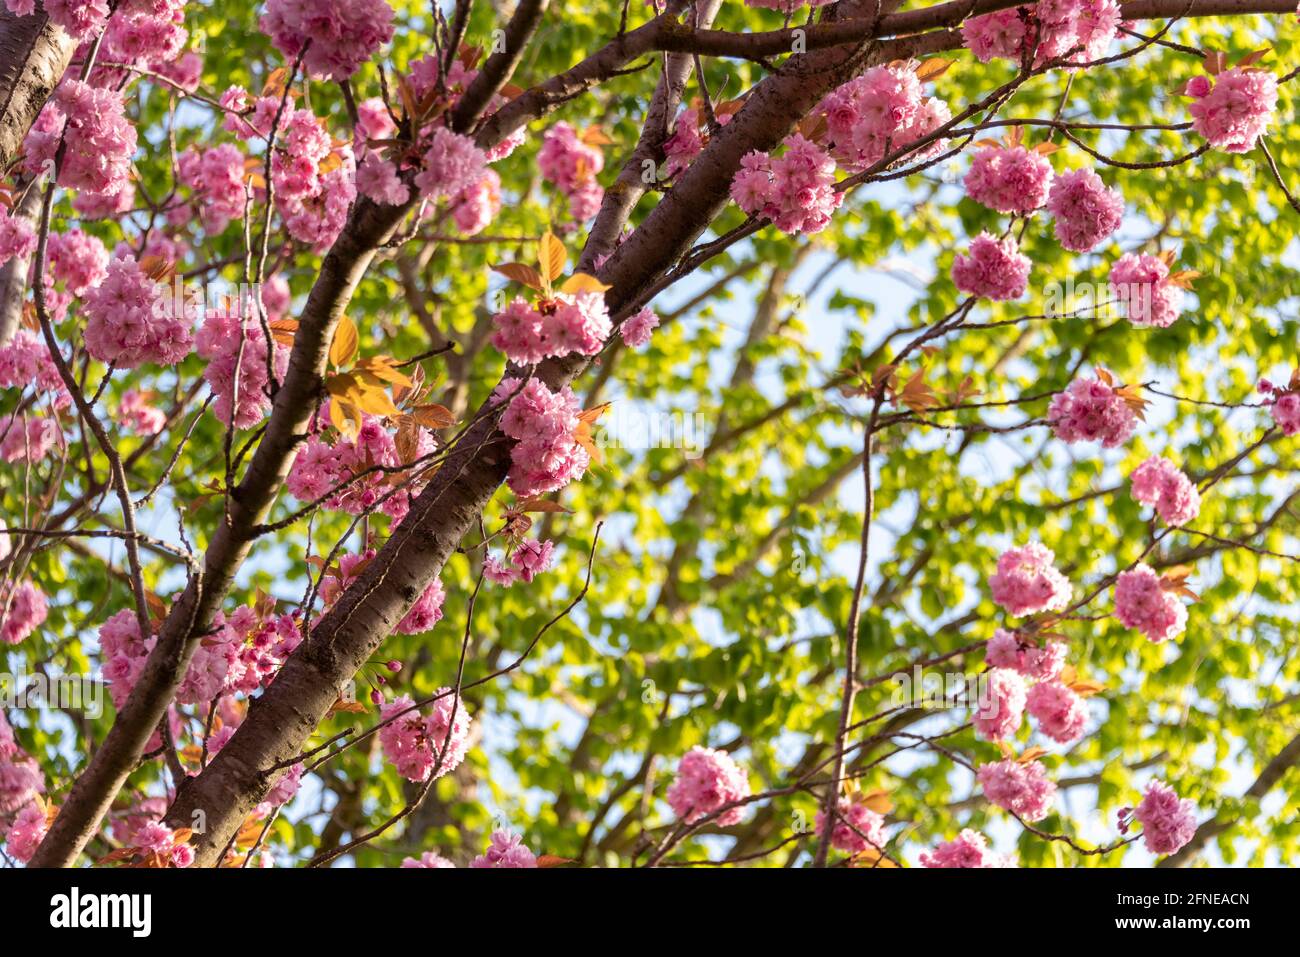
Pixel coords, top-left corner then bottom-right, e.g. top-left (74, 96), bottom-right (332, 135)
top-left (492, 262), bottom-right (545, 291)
top-left (412, 403), bottom-right (456, 429)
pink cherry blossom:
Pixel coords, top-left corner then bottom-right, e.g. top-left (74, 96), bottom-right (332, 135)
top-left (378, 691), bottom-right (472, 783)
top-left (985, 629), bottom-right (1067, 680)
top-left (5, 801), bottom-right (48, 862)
top-left (402, 851), bottom-right (456, 868)
top-left (47, 228), bottom-right (109, 294)
top-left (978, 758), bottom-right (1056, 821)
top-left (1133, 779), bottom-right (1197, 855)
top-left (1026, 680), bottom-right (1089, 743)
top-left (961, 9), bottom-right (1029, 63)
top-left (730, 135), bottom-right (842, 235)
top-left (952, 232), bottom-right (1031, 301)
top-left (919, 828), bottom-right (1009, 867)
top-left (470, 829), bottom-right (537, 868)
top-left (1114, 563), bottom-right (1187, 643)
top-left (0, 210), bottom-right (35, 266)
top-left (620, 306), bottom-right (660, 349)
top-left (964, 144), bottom-right (1053, 215)
top-left (116, 389), bottom-right (167, 435)
top-left (396, 577), bottom-right (445, 634)
top-left (196, 307), bottom-right (290, 429)
top-left (1, 579), bottom-right (48, 645)
top-left (1189, 67), bottom-right (1278, 153)
top-left (261, 0), bottom-right (395, 81)
top-left (666, 746), bottom-right (750, 826)
top-left (973, 667), bottom-right (1027, 741)
top-left (816, 797), bottom-right (887, 854)
top-left (416, 127), bottom-right (487, 202)
top-left (988, 543), bottom-right (1072, 617)
top-left (496, 377), bottom-right (591, 498)
top-left (0, 414), bottom-right (60, 464)
top-left (1129, 456), bottom-right (1200, 526)
top-left (1046, 168), bottom-right (1124, 252)
top-left (83, 256), bottom-right (195, 368)
top-left (1047, 375), bottom-right (1138, 448)
top-left (1110, 252), bottom-right (1184, 328)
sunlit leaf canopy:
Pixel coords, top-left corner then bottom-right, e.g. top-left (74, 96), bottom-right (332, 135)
top-left (1, 0), bottom-right (1298, 868)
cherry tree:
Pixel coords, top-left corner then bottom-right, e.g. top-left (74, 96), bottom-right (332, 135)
top-left (0, 0), bottom-right (1298, 869)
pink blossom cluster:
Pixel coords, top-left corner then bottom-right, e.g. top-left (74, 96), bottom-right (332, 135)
top-left (270, 110), bottom-right (357, 249)
top-left (964, 144), bottom-right (1053, 215)
top-left (4, 801), bottom-right (48, 862)
top-left (416, 127), bottom-right (488, 203)
top-left (1026, 680), bottom-right (1089, 743)
top-left (538, 122), bottom-right (605, 221)
top-left (83, 256), bottom-right (195, 368)
top-left (1133, 779), bottom-right (1197, 855)
top-left (663, 108), bottom-right (708, 178)
top-left (961, 9), bottom-right (1029, 63)
top-left (178, 145), bottom-right (248, 234)
top-left (286, 412), bottom-right (435, 523)
top-left (1035, 0), bottom-right (1122, 64)
top-left (175, 609), bottom-right (251, 706)
top-left (1047, 375), bottom-right (1137, 448)
top-left (1110, 253), bottom-right (1184, 328)
top-left (483, 538), bottom-right (555, 588)
top-left (195, 308), bottom-right (290, 429)
top-left (130, 820), bottom-right (194, 867)
top-left (1046, 168), bottom-right (1124, 251)
top-left (988, 543), bottom-right (1073, 617)
top-left (816, 797), bottom-right (886, 854)
top-left (620, 306), bottom-right (660, 349)
top-left (1, 579), bottom-right (47, 645)
top-left (450, 169), bottom-right (502, 235)
top-left (224, 606), bottom-right (303, 694)
top-left (407, 54), bottom-right (525, 163)
top-left (962, 1), bottom-right (1120, 66)
top-left (919, 829), bottom-right (1008, 867)
top-left (1258, 376), bottom-right (1300, 435)
top-left (378, 692), bottom-right (472, 783)
top-left (0, 331), bottom-right (69, 406)
top-left (951, 232), bottom-right (1031, 301)
top-left (496, 377), bottom-right (591, 498)
top-left (48, 228), bottom-right (109, 295)
top-left (1188, 67), bottom-right (1278, 153)
top-left (116, 389), bottom-right (167, 435)
top-left (977, 758), bottom-right (1056, 821)
top-left (1113, 563), bottom-right (1187, 643)
top-left (402, 851), bottom-right (456, 868)
top-left (396, 577), bottom-right (446, 635)
top-left (0, 414), bottom-right (60, 464)
top-left (815, 64), bottom-right (951, 173)
top-left (666, 746), bottom-right (751, 826)
top-left (356, 153), bottom-right (409, 207)
top-left (42, 81), bottom-right (138, 200)
top-left (0, 211), bottom-right (35, 267)
top-left (985, 629), bottom-right (1067, 680)
top-left (0, 712), bottom-right (44, 814)
top-left (490, 291), bottom-right (612, 365)
top-left (260, 0), bottom-right (395, 81)
top-left (973, 667), bottom-right (1027, 741)
top-left (5, 0), bottom-right (110, 40)
top-left (470, 830), bottom-right (537, 868)
top-left (99, 609), bottom-right (155, 709)
top-left (1129, 456), bottom-right (1200, 526)
top-left (93, 0), bottom-right (189, 87)
top-left (730, 134), bottom-right (843, 235)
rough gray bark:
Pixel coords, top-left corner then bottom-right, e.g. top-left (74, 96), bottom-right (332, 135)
top-left (0, 176), bottom-right (40, 347)
top-left (0, 8), bottom-right (73, 172)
